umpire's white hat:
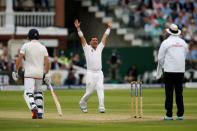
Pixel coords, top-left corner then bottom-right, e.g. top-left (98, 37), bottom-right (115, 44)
top-left (166, 24), bottom-right (181, 35)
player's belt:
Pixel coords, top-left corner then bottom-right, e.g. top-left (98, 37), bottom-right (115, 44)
top-left (24, 76), bottom-right (42, 80)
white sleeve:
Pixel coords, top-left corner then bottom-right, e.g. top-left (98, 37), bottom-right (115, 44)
top-left (82, 43), bottom-right (89, 51)
top-left (98, 42), bottom-right (104, 51)
top-left (156, 63), bottom-right (163, 79)
top-left (44, 47), bottom-right (49, 56)
top-left (158, 41), bottom-right (167, 66)
top-left (185, 43), bottom-right (189, 57)
top-left (20, 44), bottom-right (27, 54)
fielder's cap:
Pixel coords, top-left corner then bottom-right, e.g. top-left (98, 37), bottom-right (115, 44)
top-left (166, 24), bottom-right (181, 36)
top-left (28, 28), bottom-right (39, 40)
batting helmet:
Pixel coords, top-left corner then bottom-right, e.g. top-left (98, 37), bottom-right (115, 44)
top-left (28, 28), bottom-right (39, 40)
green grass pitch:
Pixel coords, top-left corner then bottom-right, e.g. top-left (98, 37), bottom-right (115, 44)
top-left (0, 88), bottom-right (197, 131)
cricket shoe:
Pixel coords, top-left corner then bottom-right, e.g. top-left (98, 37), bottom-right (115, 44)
top-left (163, 116), bottom-right (173, 120)
top-left (79, 102), bottom-right (88, 113)
top-left (99, 108), bottom-right (105, 113)
top-left (37, 113), bottom-right (43, 119)
top-left (80, 107), bottom-right (88, 113)
top-left (176, 116), bottom-right (184, 120)
top-left (32, 108), bottom-right (38, 119)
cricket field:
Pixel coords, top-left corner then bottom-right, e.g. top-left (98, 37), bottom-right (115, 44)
top-left (0, 88), bottom-right (197, 131)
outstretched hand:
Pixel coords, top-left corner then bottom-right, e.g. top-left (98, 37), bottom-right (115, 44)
top-left (107, 21), bottom-right (112, 29)
top-left (74, 19), bottom-right (81, 29)
top-left (74, 19), bottom-right (87, 45)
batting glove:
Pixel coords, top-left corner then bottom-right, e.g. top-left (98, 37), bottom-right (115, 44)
top-left (44, 73), bottom-right (51, 85)
top-left (12, 71), bottom-right (19, 81)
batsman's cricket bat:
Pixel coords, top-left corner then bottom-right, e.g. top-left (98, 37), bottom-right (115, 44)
top-left (48, 84), bottom-right (63, 116)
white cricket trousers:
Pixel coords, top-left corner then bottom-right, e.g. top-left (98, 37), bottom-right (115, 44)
top-left (24, 78), bottom-right (44, 114)
top-left (80, 70), bottom-right (105, 110)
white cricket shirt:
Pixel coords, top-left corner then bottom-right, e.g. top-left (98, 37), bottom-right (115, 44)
top-left (83, 42), bottom-right (104, 71)
top-left (20, 40), bottom-right (48, 79)
top-left (158, 35), bottom-right (188, 73)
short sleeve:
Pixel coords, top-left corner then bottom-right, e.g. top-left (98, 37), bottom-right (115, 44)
top-left (20, 44), bottom-right (27, 54)
top-left (43, 47), bottom-right (49, 56)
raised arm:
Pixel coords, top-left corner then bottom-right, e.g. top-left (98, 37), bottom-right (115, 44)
top-left (74, 19), bottom-right (87, 46)
top-left (101, 21), bottom-right (112, 45)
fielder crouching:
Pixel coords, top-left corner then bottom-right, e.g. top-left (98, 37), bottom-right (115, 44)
top-left (12, 29), bottom-right (51, 119)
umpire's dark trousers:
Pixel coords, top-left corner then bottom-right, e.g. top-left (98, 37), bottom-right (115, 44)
top-left (164, 72), bottom-right (184, 117)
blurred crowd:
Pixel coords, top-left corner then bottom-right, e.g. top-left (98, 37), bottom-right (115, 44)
top-left (51, 51), bottom-right (82, 70)
top-left (13, 0), bottom-right (51, 11)
top-left (49, 50), bottom-right (85, 86)
top-left (0, 44), bottom-right (9, 71)
top-left (97, 0), bottom-right (197, 43)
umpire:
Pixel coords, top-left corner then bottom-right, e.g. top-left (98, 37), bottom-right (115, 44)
top-left (157, 24), bottom-right (188, 120)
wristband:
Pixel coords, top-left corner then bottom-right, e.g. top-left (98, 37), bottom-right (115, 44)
top-left (78, 31), bottom-right (84, 37)
top-left (105, 28), bottom-right (110, 35)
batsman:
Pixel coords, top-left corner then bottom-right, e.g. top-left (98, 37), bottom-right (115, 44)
top-left (12, 29), bottom-right (51, 119)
